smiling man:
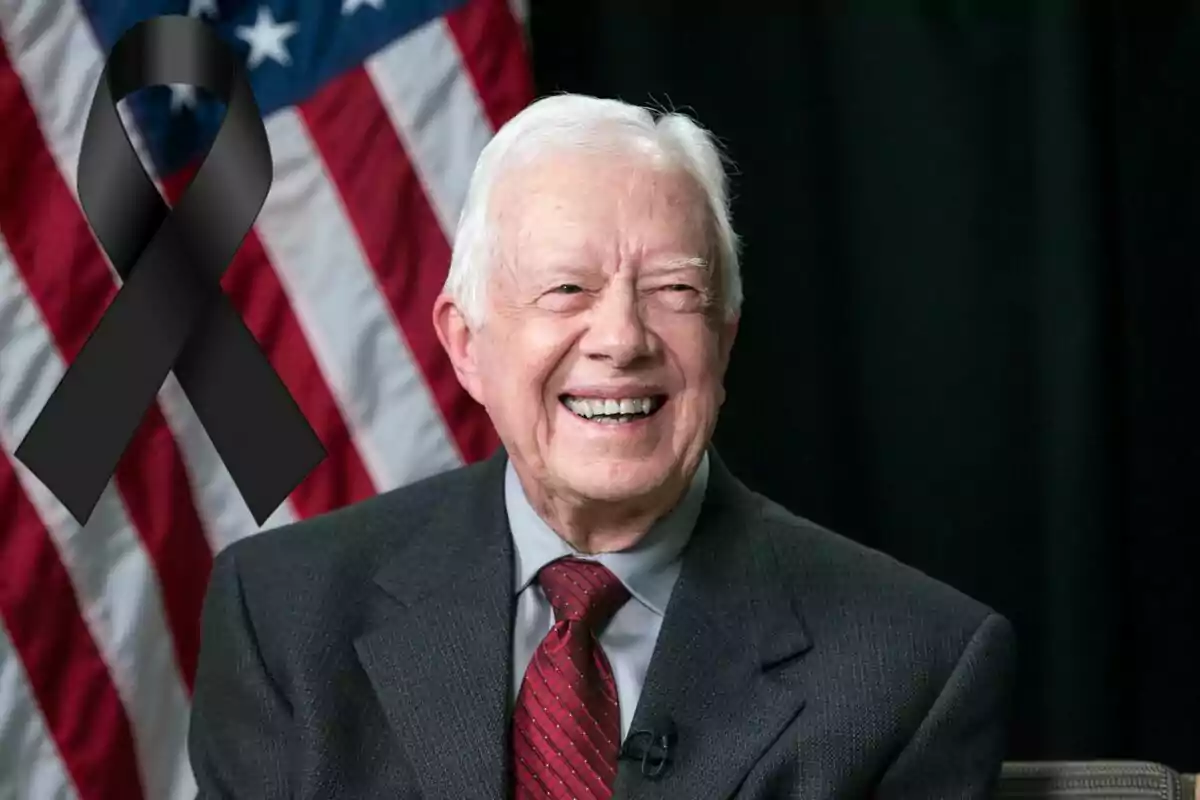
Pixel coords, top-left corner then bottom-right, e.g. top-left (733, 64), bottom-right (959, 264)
top-left (189, 94), bottom-right (1017, 799)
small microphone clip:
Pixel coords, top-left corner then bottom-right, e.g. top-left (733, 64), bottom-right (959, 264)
top-left (621, 717), bottom-right (677, 779)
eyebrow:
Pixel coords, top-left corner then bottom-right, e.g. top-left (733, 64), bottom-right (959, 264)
top-left (644, 256), bottom-right (710, 272)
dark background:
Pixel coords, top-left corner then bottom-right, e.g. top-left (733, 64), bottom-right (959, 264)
top-left (525, 1), bottom-right (1199, 772)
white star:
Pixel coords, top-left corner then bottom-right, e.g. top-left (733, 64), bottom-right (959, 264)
top-left (169, 83), bottom-right (197, 113)
top-left (188, 0), bottom-right (219, 19)
top-left (342, 0), bottom-right (384, 13)
top-left (235, 6), bottom-right (299, 69)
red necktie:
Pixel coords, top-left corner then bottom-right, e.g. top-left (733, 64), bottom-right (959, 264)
top-left (512, 557), bottom-right (631, 799)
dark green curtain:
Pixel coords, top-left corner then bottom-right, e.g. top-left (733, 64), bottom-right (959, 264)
top-left (526, 1), bottom-right (1200, 771)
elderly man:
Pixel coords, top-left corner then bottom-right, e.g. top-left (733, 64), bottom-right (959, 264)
top-left (189, 94), bottom-right (1016, 799)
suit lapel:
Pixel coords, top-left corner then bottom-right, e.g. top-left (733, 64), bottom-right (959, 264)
top-left (616, 453), bottom-right (813, 800)
top-left (353, 452), bottom-right (514, 800)
top-left (348, 449), bottom-right (810, 799)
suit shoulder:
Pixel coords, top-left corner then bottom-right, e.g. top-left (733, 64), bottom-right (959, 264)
top-left (750, 491), bottom-right (1004, 639)
top-left (199, 460), bottom-right (499, 677)
top-left (215, 459), bottom-right (487, 582)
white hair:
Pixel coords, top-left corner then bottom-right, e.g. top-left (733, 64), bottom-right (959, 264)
top-left (442, 93), bottom-right (742, 328)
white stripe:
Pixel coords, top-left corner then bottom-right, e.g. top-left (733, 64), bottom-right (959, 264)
top-left (0, 0), bottom-right (297, 551)
top-left (0, 621), bottom-right (78, 800)
top-left (255, 108), bottom-right (462, 489)
top-left (0, 0), bottom-right (96, 205)
top-left (0, 237), bottom-right (195, 800)
top-left (366, 15), bottom-right (495, 238)
top-left (0, 0), bottom-right (150, 268)
top-left (507, 0), bottom-right (529, 30)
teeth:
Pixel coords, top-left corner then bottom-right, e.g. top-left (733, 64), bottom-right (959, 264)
top-left (562, 395), bottom-right (661, 420)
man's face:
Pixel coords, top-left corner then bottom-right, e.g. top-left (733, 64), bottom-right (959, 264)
top-left (440, 148), bottom-right (738, 511)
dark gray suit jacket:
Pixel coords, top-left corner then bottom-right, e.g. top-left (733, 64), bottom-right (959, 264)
top-left (189, 449), bottom-right (1016, 799)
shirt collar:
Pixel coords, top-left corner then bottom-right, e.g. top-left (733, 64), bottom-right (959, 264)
top-left (505, 453), bottom-right (709, 617)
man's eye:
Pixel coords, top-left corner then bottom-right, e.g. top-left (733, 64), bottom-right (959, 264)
top-left (552, 284), bottom-right (584, 294)
top-left (663, 284), bottom-right (696, 292)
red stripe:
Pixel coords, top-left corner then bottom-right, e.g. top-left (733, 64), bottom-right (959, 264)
top-left (0, 43), bottom-right (209, 690)
top-left (160, 168), bottom-right (378, 517)
top-left (0, 451), bottom-right (145, 800)
top-left (445, 0), bottom-right (536, 130)
top-left (298, 68), bottom-right (500, 464)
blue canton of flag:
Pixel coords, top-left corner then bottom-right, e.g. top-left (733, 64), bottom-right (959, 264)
top-left (83, 0), bottom-right (468, 175)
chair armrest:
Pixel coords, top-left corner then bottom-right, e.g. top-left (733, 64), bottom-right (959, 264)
top-left (997, 760), bottom-right (1187, 799)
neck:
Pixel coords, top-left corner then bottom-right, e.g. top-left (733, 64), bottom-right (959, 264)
top-left (518, 472), bottom-right (692, 555)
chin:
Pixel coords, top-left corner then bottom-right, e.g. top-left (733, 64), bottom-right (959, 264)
top-left (554, 455), bottom-right (677, 503)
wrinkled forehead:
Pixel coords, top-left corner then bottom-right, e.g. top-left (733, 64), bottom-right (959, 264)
top-left (489, 148), bottom-right (713, 267)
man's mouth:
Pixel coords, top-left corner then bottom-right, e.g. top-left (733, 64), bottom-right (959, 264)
top-left (559, 394), bottom-right (667, 424)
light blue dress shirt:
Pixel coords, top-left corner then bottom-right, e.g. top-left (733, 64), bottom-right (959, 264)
top-left (504, 453), bottom-right (709, 739)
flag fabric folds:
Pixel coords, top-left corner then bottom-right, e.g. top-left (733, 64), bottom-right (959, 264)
top-left (0, 0), bottom-right (532, 796)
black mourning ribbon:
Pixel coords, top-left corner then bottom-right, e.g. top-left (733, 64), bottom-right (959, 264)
top-left (15, 16), bottom-right (326, 526)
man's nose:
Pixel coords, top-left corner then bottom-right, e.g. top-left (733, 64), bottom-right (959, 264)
top-left (581, 287), bottom-right (654, 367)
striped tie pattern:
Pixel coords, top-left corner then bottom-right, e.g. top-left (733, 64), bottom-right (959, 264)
top-left (512, 557), bottom-right (631, 799)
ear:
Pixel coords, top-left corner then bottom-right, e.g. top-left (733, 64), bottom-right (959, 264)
top-left (432, 294), bottom-right (485, 404)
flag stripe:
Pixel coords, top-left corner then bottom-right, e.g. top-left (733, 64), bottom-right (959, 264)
top-left (365, 15), bottom-right (494, 252)
top-left (0, 37), bottom-right (210, 692)
top-left (360, 16), bottom-right (505, 462)
top-left (506, 0), bottom-right (529, 27)
top-left (253, 107), bottom-right (465, 488)
top-left (0, 1), bottom-right (96, 226)
top-left (445, 0), bottom-right (534, 131)
top-left (0, 234), bottom-right (195, 800)
top-left (160, 167), bottom-right (381, 522)
top-left (0, 620), bottom-right (79, 800)
top-left (0, 448), bottom-right (144, 800)
top-left (298, 63), bottom-right (498, 465)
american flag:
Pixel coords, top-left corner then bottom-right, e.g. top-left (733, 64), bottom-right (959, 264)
top-left (0, 0), bottom-right (532, 796)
